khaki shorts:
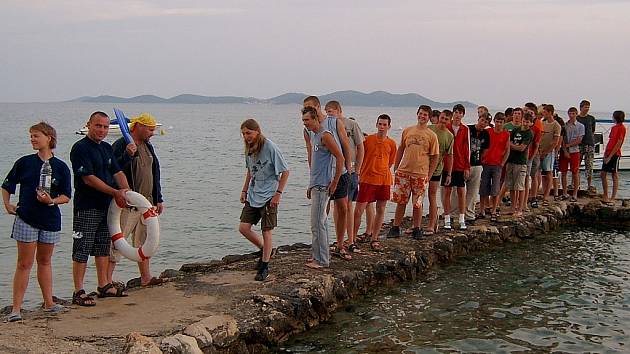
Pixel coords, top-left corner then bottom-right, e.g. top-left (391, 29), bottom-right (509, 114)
top-left (506, 163), bottom-right (527, 191)
top-left (110, 208), bottom-right (147, 262)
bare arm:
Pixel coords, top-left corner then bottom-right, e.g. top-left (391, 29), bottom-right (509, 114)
top-left (270, 170), bottom-right (289, 208)
top-left (335, 118), bottom-right (352, 172)
top-left (240, 170), bottom-right (251, 203)
top-left (322, 133), bottom-right (345, 194)
top-left (354, 142), bottom-right (364, 175)
top-left (82, 173), bottom-right (128, 206)
top-left (427, 155), bottom-right (439, 179)
top-left (605, 139), bottom-right (624, 161)
top-left (393, 140), bottom-right (405, 171)
top-left (2, 188), bottom-right (16, 215)
top-left (303, 129), bottom-right (312, 169)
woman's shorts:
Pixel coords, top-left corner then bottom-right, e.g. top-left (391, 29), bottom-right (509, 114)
top-left (11, 216), bottom-right (61, 244)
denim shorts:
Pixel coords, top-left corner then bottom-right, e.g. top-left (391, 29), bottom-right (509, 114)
top-left (11, 216), bottom-right (61, 244)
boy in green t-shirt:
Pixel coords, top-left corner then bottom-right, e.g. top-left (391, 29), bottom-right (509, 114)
top-left (505, 113), bottom-right (534, 217)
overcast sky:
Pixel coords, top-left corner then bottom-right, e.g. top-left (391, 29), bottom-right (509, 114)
top-left (2, 0), bottom-right (629, 110)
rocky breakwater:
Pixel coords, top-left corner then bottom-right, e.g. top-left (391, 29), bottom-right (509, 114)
top-left (1, 199), bottom-right (628, 354)
top-left (151, 199), bottom-right (630, 353)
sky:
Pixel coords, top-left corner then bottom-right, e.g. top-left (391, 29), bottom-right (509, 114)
top-left (1, 0), bottom-right (629, 110)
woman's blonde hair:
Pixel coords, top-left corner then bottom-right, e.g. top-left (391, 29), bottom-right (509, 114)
top-left (240, 118), bottom-right (265, 155)
top-left (30, 121), bottom-right (57, 149)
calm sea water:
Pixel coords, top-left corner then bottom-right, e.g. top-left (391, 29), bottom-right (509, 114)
top-left (283, 228), bottom-right (630, 353)
top-left (0, 102), bottom-right (628, 308)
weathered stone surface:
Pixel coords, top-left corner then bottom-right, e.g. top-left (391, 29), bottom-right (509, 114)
top-left (194, 315), bottom-right (239, 348)
top-left (160, 334), bottom-right (202, 354)
top-left (161, 268), bottom-right (184, 278)
top-left (183, 322), bottom-right (213, 348)
top-left (124, 332), bottom-right (162, 354)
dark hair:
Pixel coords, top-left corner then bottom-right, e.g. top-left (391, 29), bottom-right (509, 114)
top-left (89, 111), bottom-right (109, 122)
top-left (30, 121), bottom-right (57, 149)
top-left (453, 104), bottom-right (465, 114)
top-left (524, 102), bottom-right (537, 112)
top-left (441, 109), bottom-right (453, 118)
top-left (504, 107), bottom-right (514, 116)
top-left (543, 104), bottom-right (555, 114)
top-left (303, 96), bottom-right (320, 106)
top-left (513, 107), bottom-right (523, 114)
top-left (301, 106), bottom-right (318, 119)
top-left (613, 110), bottom-right (625, 123)
top-left (432, 110), bottom-right (440, 118)
top-left (494, 112), bottom-right (505, 122)
top-left (523, 112), bottom-right (534, 122)
top-left (377, 114), bottom-right (391, 125)
top-left (417, 105), bottom-right (432, 115)
top-left (324, 100), bottom-right (341, 111)
top-left (479, 112), bottom-right (491, 121)
top-left (568, 107), bottom-right (578, 114)
top-left (580, 100), bottom-right (590, 109)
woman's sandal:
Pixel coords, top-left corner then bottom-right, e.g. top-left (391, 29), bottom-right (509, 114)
top-left (370, 240), bottom-right (384, 252)
top-left (490, 214), bottom-right (497, 222)
top-left (96, 283), bottom-right (128, 298)
top-left (72, 289), bottom-right (96, 307)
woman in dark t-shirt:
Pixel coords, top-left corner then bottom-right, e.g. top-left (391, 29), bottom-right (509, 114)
top-left (1, 122), bottom-right (72, 322)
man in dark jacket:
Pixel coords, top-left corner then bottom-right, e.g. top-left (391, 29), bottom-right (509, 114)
top-left (110, 113), bottom-right (164, 287)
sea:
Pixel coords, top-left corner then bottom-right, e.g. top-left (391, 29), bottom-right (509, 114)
top-left (0, 103), bottom-right (628, 316)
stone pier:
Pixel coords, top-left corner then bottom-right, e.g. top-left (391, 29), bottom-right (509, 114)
top-left (1, 199), bottom-right (629, 353)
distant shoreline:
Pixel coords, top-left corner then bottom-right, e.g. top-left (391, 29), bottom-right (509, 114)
top-left (64, 90), bottom-right (476, 108)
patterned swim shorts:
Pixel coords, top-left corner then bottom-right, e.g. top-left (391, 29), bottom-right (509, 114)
top-left (391, 171), bottom-right (428, 207)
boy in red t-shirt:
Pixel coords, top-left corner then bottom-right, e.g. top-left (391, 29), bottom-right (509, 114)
top-left (479, 112), bottom-right (510, 220)
top-left (601, 110), bottom-right (626, 205)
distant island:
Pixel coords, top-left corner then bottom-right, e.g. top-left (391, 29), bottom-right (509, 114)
top-left (70, 90), bottom-right (476, 108)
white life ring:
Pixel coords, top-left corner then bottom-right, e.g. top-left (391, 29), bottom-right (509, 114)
top-left (108, 191), bottom-right (160, 262)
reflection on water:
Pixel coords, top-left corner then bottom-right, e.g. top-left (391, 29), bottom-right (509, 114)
top-left (283, 228), bottom-right (630, 353)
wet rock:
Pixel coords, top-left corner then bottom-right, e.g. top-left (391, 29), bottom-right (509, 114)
top-left (179, 260), bottom-right (224, 273)
top-left (161, 269), bottom-right (183, 278)
top-left (124, 332), bottom-right (162, 354)
top-left (160, 334), bottom-right (202, 354)
top-left (277, 243), bottom-right (310, 252)
top-left (222, 254), bottom-right (255, 264)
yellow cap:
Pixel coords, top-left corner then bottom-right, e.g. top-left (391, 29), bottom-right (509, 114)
top-left (130, 113), bottom-right (157, 130)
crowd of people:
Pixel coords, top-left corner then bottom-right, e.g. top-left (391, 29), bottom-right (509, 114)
top-left (239, 96), bottom-right (627, 273)
top-left (2, 97), bottom-right (626, 322)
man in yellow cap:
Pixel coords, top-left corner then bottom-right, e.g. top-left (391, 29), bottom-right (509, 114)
top-left (110, 113), bottom-right (165, 287)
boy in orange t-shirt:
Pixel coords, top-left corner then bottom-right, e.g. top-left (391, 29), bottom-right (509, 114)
top-left (352, 114), bottom-right (397, 250)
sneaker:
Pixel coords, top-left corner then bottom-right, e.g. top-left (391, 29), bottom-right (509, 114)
top-left (387, 226), bottom-right (401, 238)
top-left (411, 228), bottom-right (423, 240)
top-left (254, 267), bottom-right (268, 281)
top-left (459, 221), bottom-right (467, 230)
top-left (255, 258), bottom-right (263, 271)
top-left (531, 200), bottom-right (539, 208)
top-left (443, 220), bottom-right (452, 230)
top-left (7, 312), bottom-right (22, 322)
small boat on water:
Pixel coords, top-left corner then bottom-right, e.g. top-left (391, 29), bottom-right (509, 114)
top-left (75, 118), bottom-right (163, 136)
